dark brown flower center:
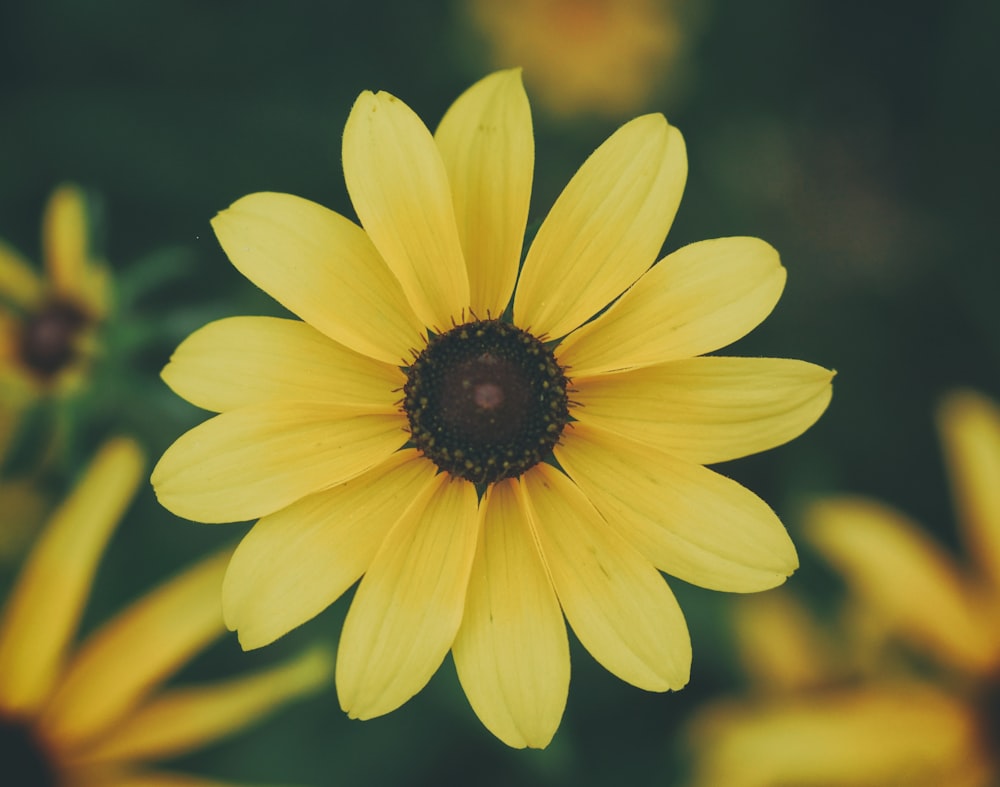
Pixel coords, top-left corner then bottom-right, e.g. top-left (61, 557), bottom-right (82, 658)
top-left (0, 715), bottom-right (59, 787)
top-left (403, 319), bottom-right (570, 485)
top-left (17, 298), bottom-right (91, 380)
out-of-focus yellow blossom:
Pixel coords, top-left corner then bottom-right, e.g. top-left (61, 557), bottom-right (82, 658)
top-left (0, 185), bottom-right (111, 408)
top-left (686, 390), bottom-right (1000, 787)
top-left (467, 0), bottom-right (700, 118)
top-left (0, 437), bottom-right (332, 786)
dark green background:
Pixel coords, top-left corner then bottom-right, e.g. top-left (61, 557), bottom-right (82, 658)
top-left (2, 1), bottom-right (999, 784)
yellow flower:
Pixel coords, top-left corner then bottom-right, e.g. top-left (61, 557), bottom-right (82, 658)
top-left (151, 69), bottom-right (833, 748)
top-left (0, 438), bottom-right (332, 786)
top-left (467, 0), bottom-right (698, 118)
top-left (0, 185), bottom-right (111, 406)
top-left (686, 390), bottom-right (1000, 787)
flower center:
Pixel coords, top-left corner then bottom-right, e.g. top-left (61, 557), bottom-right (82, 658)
top-left (0, 715), bottom-right (59, 786)
top-left (17, 298), bottom-right (91, 380)
top-left (403, 319), bottom-right (570, 484)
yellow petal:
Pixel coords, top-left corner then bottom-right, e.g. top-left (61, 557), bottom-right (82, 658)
top-left (731, 591), bottom-right (839, 693)
top-left (161, 316), bottom-right (403, 413)
top-left (688, 684), bottom-right (988, 787)
top-left (514, 114), bottom-right (686, 340)
top-left (807, 497), bottom-right (997, 673)
top-left (937, 390), bottom-right (1000, 598)
top-left (555, 424), bottom-right (797, 592)
top-left (211, 192), bottom-right (424, 365)
top-left (223, 449), bottom-right (438, 649)
top-left (38, 549), bottom-right (230, 748)
top-left (0, 331), bottom-right (41, 405)
top-left (343, 90), bottom-right (470, 329)
top-left (519, 463), bottom-right (690, 691)
top-left (556, 237), bottom-right (786, 376)
top-left (451, 480), bottom-right (569, 749)
top-left (337, 473), bottom-right (479, 719)
top-left (151, 404), bottom-right (407, 523)
top-left (573, 356), bottom-right (833, 464)
top-left (435, 69), bottom-right (532, 317)
top-left (76, 646), bottom-right (332, 764)
top-left (0, 438), bottom-right (144, 716)
top-left (42, 184), bottom-right (89, 299)
top-left (0, 239), bottom-right (42, 306)
top-left (39, 185), bottom-right (109, 319)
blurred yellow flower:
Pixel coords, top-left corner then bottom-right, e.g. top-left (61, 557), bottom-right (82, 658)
top-left (686, 390), bottom-right (1000, 787)
top-left (0, 185), bottom-right (111, 407)
top-left (152, 70), bottom-right (832, 748)
top-left (467, 0), bottom-right (698, 118)
top-left (0, 437), bottom-right (332, 786)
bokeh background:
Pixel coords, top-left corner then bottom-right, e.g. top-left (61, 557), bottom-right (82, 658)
top-left (2, 0), bottom-right (999, 784)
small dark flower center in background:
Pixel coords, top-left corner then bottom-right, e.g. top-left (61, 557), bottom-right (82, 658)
top-left (404, 319), bottom-right (570, 484)
top-left (0, 715), bottom-right (59, 787)
top-left (17, 298), bottom-right (91, 380)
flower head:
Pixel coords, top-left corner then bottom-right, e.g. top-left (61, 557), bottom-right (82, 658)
top-left (152, 70), bottom-right (833, 748)
top-left (467, 0), bottom-right (698, 118)
top-left (0, 438), bottom-right (332, 785)
top-left (686, 390), bottom-right (1000, 786)
top-left (0, 185), bottom-right (111, 406)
